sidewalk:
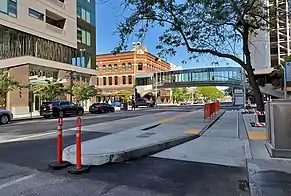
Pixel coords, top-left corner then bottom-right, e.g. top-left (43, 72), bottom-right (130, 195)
top-left (63, 110), bottom-right (225, 165)
top-left (154, 111), bottom-right (246, 167)
top-left (242, 113), bottom-right (291, 196)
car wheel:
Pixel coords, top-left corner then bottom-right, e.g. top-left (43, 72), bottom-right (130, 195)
top-left (44, 115), bottom-right (50, 119)
top-left (77, 110), bottom-right (84, 116)
top-left (58, 111), bottom-right (64, 118)
top-left (146, 104), bottom-right (151, 108)
top-left (111, 108), bottom-right (115, 112)
top-left (0, 114), bottom-right (10, 124)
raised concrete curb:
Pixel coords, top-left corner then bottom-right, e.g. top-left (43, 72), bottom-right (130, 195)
top-left (63, 110), bottom-right (226, 166)
top-left (241, 114), bottom-right (253, 159)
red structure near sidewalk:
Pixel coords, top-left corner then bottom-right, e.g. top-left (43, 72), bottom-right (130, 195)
top-left (204, 101), bottom-right (220, 121)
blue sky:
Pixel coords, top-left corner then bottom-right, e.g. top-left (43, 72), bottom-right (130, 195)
top-left (96, 1), bottom-right (239, 69)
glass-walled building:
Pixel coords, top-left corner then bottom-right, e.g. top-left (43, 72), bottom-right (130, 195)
top-left (74, 0), bottom-right (96, 70)
top-left (0, 0), bottom-right (97, 115)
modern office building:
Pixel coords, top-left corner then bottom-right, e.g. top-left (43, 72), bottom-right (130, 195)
top-left (95, 42), bottom-right (172, 102)
top-left (250, 0), bottom-right (290, 74)
top-left (76, 0), bottom-right (96, 70)
top-left (0, 0), bottom-right (97, 115)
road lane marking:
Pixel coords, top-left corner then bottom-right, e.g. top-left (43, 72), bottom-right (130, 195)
top-left (157, 110), bottom-right (201, 124)
top-left (0, 129), bottom-right (74, 144)
top-left (184, 129), bottom-right (200, 135)
top-left (248, 131), bottom-right (267, 140)
top-left (0, 174), bottom-right (36, 190)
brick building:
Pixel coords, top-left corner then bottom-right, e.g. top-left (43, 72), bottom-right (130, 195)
top-left (95, 42), bottom-right (171, 102)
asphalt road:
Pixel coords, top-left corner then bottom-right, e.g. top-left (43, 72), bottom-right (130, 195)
top-left (0, 104), bottom-right (249, 196)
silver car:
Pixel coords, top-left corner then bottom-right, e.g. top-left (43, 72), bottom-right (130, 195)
top-left (0, 109), bottom-right (13, 124)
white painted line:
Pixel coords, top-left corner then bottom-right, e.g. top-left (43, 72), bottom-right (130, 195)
top-left (0, 129), bottom-right (73, 143)
top-left (0, 174), bottom-right (36, 190)
top-left (237, 111), bottom-right (239, 139)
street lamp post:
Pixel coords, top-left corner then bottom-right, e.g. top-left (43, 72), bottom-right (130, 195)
top-left (132, 42), bottom-right (137, 102)
top-left (67, 71), bottom-right (76, 102)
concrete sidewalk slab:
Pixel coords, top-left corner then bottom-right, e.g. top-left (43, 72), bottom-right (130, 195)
top-left (63, 110), bottom-right (225, 166)
top-left (242, 114), bottom-right (266, 140)
top-left (153, 111), bottom-right (246, 167)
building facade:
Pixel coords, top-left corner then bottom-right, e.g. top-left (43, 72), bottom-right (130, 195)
top-left (250, 0), bottom-right (290, 73)
top-left (0, 0), bottom-right (97, 115)
top-left (76, 0), bottom-right (96, 70)
top-left (95, 42), bottom-right (171, 102)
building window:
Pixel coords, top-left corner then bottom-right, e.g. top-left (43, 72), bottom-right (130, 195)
top-left (114, 76), bottom-right (118, 85)
top-left (108, 77), bottom-right (112, 85)
top-left (102, 65), bottom-right (106, 72)
top-left (77, 27), bottom-right (82, 42)
top-left (138, 62), bottom-right (143, 71)
top-left (122, 63), bottom-right (126, 71)
top-left (8, 0), bottom-right (17, 17)
top-left (0, 0), bottom-right (17, 18)
top-left (77, 5), bottom-right (91, 24)
top-left (122, 76), bottom-right (126, 85)
top-left (28, 8), bottom-right (44, 21)
top-left (77, 26), bottom-right (91, 46)
top-left (103, 77), bottom-right (106, 85)
top-left (96, 77), bottom-right (99, 86)
top-left (108, 64), bottom-right (112, 72)
top-left (128, 75), bottom-right (132, 84)
top-left (58, 0), bottom-right (65, 3)
top-left (114, 64), bottom-right (118, 72)
top-left (46, 10), bottom-right (66, 29)
top-left (77, 5), bottom-right (81, 18)
top-left (128, 63), bottom-right (132, 71)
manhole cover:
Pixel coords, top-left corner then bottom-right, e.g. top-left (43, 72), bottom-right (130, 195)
top-left (136, 132), bottom-right (156, 138)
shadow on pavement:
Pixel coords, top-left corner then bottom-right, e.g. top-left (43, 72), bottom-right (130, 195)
top-left (50, 157), bottom-right (249, 196)
top-left (250, 170), bottom-right (291, 196)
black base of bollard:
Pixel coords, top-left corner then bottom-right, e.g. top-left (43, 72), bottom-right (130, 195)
top-left (258, 114), bottom-right (266, 123)
top-left (68, 165), bottom-right (90, 175)
top-left (49, 161), bottom-right (71, 170)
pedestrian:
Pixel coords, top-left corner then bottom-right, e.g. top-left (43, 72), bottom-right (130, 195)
top-left (131, 99), bottom-right (136, 110)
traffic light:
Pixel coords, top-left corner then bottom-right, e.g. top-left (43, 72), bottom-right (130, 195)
top-left (212, 76), bottom-right (215, 81)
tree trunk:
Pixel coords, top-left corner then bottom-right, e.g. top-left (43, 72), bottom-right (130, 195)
top-left (247, 68), bottom-right (265, 111)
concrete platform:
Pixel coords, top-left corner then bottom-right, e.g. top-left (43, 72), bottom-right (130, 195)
top-left (154, 111), bottom-right (246, 167)
top-left (63, 110), bottom-right (225, 166)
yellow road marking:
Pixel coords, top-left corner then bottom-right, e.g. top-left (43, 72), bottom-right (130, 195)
top-left (185, 129), bottom-right (200, 135)
top-left (248, 131), bottom-right (267, 140)
top-left (157, 110), bottom-right (201, 124)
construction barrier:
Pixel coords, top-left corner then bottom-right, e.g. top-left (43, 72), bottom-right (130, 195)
top-left (49, 118), bottom-right (71, 170)
top-left (255, 111), bottom-right (266, 127)
top-left (204, 101), bottom-right (220, 121)
top-left (68, 117), bottom-right (89, 174)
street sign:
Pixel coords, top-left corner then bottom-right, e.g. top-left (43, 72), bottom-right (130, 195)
top-left (285, 62), bottom-right (291, 82)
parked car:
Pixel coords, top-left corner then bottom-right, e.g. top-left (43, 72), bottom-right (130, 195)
top-left (40, 100), bottom-right (84, 118)
top-left (136, 98), bottom-right (155, 108)
top-left (0, 109), bottom-right (13, 124)
top-left (89, 103), bottom-right (115, 114)
top-left (111, 102), bottom-right (121, 107)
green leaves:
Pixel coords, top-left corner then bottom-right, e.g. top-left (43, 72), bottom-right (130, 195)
top-left (196, 86), bottom-right (224, 100)
top-left (0, 70), bottom-right (23, 108)
top-left (120, 90), bottom-right (132, 103)
top-left (33, 80), bottom-right (67, 101)
top-left (72, 81), bottom-right (100, 102)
